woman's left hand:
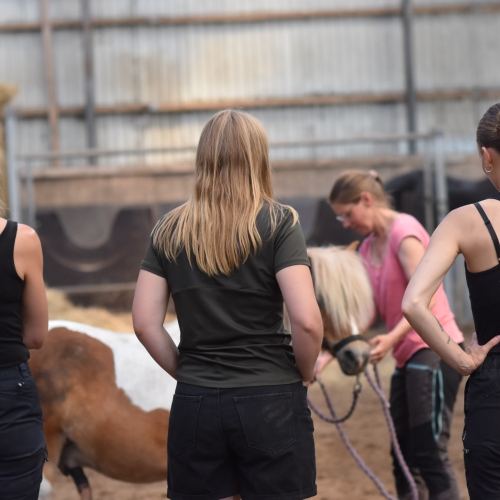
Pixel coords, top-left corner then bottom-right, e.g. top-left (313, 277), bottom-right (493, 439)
top-left (464, 332), bottom-right (500, 374)
top-left (369, 334), bottom-right (396, 364)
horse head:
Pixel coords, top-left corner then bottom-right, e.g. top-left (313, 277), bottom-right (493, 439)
top-left (307, 243), bottom-right (375, 376)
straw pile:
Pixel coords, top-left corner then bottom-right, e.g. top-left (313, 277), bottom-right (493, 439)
top-left (47, 288), bottom-right (135, 332)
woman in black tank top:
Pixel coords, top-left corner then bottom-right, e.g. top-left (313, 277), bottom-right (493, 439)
top-left (0, 215), bottom-right (48, 500)
top-left (403, 103), bottom-right (500, 500)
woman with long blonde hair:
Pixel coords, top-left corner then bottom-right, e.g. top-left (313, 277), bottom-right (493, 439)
top-left (133, 109), bottom-right (323, 500)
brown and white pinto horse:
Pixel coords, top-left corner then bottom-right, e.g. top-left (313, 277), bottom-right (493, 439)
top-left (32, 245), bottom-right (374, 499)
top-left (31, 320), bottom-right (179, 500)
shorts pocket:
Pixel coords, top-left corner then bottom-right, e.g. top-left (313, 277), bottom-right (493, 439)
top-left (168, 394), bottom-right (202, 455)
top-left (234, 392), bottom-right (296, 454)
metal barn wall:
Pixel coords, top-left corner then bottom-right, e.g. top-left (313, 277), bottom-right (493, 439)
top-left (0, 1), bottom-right (499, 165)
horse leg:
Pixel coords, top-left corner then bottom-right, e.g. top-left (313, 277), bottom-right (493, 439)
top-left (68, 467), bottom-right (92, 500)
top-left (40, 422), bottom-right (66, 500)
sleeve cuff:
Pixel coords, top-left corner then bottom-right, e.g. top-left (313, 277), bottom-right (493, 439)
top-left (274, 258), bottom-right (311, 275)
top-left (140, 262), bottom-right (166, 279)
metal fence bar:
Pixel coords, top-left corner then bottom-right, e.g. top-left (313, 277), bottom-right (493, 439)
top-left (432, 130), bottom-right (454, 310)
top-left (24, 159), bottom-right (37, 229)
top-left (423, 152), bottom-right (435, 234)
top-left (17, 132), bottom-right (438, 163)
top-left (434, 130), bottom-right (448, 224)
top-left (5, 108), bottom-right (20, 222)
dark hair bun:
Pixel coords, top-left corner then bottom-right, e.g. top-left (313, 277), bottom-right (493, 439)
top-left (477, 104), bottom-right (500, 152)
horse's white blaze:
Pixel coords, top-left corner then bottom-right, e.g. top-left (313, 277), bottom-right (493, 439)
top-left (48, 320), bottom-right (179, 412)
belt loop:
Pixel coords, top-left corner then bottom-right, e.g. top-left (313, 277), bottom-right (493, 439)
top-left (19, 362), bottom-right (30, 380)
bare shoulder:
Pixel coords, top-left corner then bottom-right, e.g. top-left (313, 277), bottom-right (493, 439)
top-left (437, 205), bottom-right (479, 232)
top-left (14, 224), bottom-right (42, 258)
top-left (477, 198), bottom-right (500, 213)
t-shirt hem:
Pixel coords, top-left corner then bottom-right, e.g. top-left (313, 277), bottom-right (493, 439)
top-left (176, 373), bottom-right (303, 389)
top-left (274, 258), bottom-right (311, 275)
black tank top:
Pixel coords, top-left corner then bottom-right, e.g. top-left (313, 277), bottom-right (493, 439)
top-left (465, 202), bottom-right (500, 353)
top-left (0, 220), bottom-right (28, 368)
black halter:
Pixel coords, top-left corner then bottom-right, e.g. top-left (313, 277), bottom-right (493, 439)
top-left (323, 334), bottom-right (368, 356)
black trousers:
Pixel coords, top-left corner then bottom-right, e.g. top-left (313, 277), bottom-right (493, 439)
top-left (167, 381), bottom-right (316, 500)
top-left (463, 353), bottom-right (500, 500)
top-left (390, 348), bottom-right (462, 500)
top-left (0, 362), bottom-right (46, 500)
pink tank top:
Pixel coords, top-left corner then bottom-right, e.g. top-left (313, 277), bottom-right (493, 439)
top-left (359, 214), bottom-right (464, 368)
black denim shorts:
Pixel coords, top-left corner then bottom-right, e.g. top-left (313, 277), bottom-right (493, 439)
top-left (0, 362), bottom-right (46, 500)
top-left (463, 353), bottom-right (500, 500)
top-left (167, 381), bottom-right (317, 500)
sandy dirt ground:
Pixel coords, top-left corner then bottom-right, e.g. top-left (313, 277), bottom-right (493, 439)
top-left (46, 296), bottom-right (470, 500)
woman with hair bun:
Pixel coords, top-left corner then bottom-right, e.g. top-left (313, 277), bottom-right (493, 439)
top-left (404, 104), bottom-right (500, 499)
top-left (316, 169), bottom-right (464, 500)
top-left (133, 109), bottom-right (323, 500)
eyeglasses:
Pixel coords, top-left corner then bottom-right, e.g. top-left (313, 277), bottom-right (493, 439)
top-left (336, 213), bottom-right (351, 223)
top-left (334, 200), bottom-right (360, 223)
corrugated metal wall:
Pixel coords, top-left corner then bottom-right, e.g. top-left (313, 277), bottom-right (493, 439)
top-left (0, 0), bottom-right (499, 166)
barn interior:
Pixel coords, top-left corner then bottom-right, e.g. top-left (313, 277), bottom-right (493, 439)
top-left (1, 1), bottom-right (499, 498)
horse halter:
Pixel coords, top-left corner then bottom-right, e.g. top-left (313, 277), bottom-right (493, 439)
top-left (322, 334), bottom-right (368, 356)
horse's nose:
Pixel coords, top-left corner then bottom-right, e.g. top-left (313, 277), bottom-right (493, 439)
top-left (336, 342), bottom-right (370, 376)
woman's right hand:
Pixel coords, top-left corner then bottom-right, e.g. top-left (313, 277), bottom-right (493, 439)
top-left (465, 332), bottom-right (500, 374)
top-left (276, 265), bottom-right (323, 383)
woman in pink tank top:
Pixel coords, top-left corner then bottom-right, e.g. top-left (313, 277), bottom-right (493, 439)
top-left (322, 170), bottom-right (464, 500)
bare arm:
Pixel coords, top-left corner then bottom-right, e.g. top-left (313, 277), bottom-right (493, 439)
top-left (402, 212), bottom-right (500, 375)
top-left (370, 236), bottom-right (434, 363)
top-left (132, 270), bottom-right (179, 378)
top-left (276, 265), bottom-right (323, 385)
top-left (14, 224), bottom-right (48, 350)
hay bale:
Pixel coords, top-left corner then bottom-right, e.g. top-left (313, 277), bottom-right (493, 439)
top-left (47, 288), bottom-right (135, 332)
top-left (47, 288), bottom-right (176, 333)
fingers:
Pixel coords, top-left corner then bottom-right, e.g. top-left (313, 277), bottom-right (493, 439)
top-left (370, 350), bottom-right (383, 364)
top-left (483, 335), bottom-right (500, 353)
top-left (469, 332), bottom-right (478, 346)
top-left (369, 336), bottom-right (381, 346)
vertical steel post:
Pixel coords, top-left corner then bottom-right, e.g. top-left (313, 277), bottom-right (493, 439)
top-left (25, 159), bottom-right (37, 229)
top-left (82, 0), bottom-right (97, 159)
top-left (434, 130), bottom-right (448, 224)
top-left (402, 0), bottom-right (417, 154)
top-left (5, 108), bottom-right (20, 222)
top-left (422, 142), bottom-right (434, 233)
top-left (433, 130), bottom-right (454, 310)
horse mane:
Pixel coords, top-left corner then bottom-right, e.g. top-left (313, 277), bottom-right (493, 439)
top-left (307, 246), bottom-right (375, 340)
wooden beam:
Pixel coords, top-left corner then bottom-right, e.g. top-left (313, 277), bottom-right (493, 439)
top-left (40, 0), bottom-right (60, 163)
top-left (10, 88), bottom-right (500, 119)
top-left (0, 3), bottom-right (499, 33)
top-left (81, 0), bottom-right (97, 153)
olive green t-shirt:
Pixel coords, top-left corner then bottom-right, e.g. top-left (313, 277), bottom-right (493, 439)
top-left (140, 206), bottom-right (310, 388)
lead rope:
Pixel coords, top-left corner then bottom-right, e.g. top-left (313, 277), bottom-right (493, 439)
top-left (308, 366), bottom-right (418, 500)
top-left (308, 375), bottom-right (362, 423)
top-left (365, 365), bottom-right (419, 500)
